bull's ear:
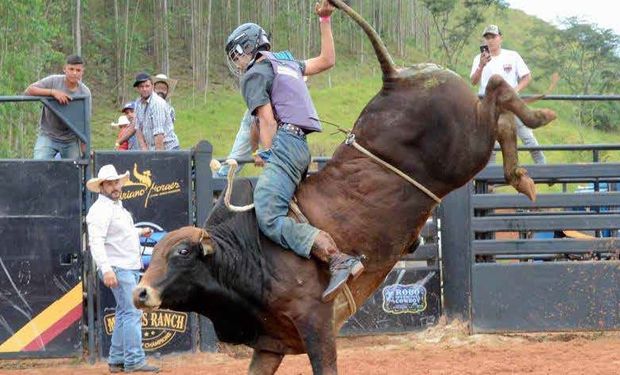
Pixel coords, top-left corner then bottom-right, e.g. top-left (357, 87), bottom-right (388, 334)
top-left (199, 229), bottom-right (216, 256)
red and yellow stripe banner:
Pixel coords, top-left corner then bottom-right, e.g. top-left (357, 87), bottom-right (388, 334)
top-left (0, 283), bottom-right (83, 352)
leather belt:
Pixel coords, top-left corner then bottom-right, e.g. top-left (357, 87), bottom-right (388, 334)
top-left (278, 123), bottom-right (306, 139)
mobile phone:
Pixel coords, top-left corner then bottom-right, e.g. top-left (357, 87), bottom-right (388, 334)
top-left (479, 45), bottom-right (489, 54)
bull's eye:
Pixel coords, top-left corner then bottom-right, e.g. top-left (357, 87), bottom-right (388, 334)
top-left (177, 247), bottom-right (190, 256)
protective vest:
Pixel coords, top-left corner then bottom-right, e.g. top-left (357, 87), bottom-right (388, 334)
top-left (260, 51), bottom-right (321, 133)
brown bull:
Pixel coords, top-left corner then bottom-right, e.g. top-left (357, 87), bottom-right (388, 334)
top-left (133, 1), bottom-right (556, 374)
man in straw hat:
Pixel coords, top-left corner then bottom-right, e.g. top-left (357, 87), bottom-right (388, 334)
top-left (86, 164), bottom-right (159, 373)
top-left (153, 73), bottom-right (177, 125)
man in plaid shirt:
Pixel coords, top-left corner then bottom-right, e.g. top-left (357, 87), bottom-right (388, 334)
top-left (133, 72), bottom-right (180, 151)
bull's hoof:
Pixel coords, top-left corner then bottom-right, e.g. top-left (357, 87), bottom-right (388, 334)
top-left (511, 169), bottom-right (537, 201)
top-left (539, 108), bottom-right (557, 124)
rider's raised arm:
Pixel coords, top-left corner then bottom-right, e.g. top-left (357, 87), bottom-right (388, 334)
top-left (303, 0), bottom-right (336, 76)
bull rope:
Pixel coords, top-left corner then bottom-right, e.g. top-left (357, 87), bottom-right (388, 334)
top-left (344, 133), bottom-right (442, 204)
top-left (313, 117), bottom-right (442, 204)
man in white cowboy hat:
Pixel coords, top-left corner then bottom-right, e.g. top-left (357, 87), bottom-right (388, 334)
top-left (153, 73), bottom-right (176, 125)
top-left (86, 164), bottom-right (159, 373)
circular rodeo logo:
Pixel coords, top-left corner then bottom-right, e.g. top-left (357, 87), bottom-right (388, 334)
top-left (104, 310), bottom-right (188, 350)
top-left (381, 283), bottom-right (427, 315)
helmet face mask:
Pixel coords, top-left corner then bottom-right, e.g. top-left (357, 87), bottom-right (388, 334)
top-left (225, 23), bottom-right (271, 77)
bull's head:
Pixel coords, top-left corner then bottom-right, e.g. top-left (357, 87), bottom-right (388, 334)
top-left (133, 226), bottom-right (215, 311)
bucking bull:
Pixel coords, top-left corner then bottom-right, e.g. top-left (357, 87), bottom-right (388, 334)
top-left (133, 1), bottom-right (556, 373)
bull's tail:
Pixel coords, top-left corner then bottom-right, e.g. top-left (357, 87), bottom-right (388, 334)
top-left (329, 0), bottom-right (397, 80)
top-left (523, 72), bottom-right (560, 104)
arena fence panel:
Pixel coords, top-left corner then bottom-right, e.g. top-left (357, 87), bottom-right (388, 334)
top-left (0, 160), bottom-right (84, 358)
top-left (442, 147), bottom-right (620, 333)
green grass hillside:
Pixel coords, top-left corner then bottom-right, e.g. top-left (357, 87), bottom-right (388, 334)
top-left (92, 60), bottom-right (620, 173)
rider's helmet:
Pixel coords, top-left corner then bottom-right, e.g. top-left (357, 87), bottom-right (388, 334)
top-left (225, 23), bottom-right (271, 77)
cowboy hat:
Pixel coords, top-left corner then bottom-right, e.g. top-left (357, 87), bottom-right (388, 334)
top-left (86, 164), bottom-right (130, 193)
top-left (110, 115), bottom-right (131, 127)
top-left (153, 73), bottom-right (178, 95)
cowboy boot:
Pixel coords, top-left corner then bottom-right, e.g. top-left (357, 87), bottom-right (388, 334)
top-left (311, 231), bottom-right (364, 303)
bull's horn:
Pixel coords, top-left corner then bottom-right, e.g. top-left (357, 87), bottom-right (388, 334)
top-left (199, 229), bottom-right (215, 255)
top-left (329, 0), bottom-right (397, 80)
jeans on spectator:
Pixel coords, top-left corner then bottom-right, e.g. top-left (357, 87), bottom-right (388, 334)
top-left (253, 129), bottom-right (319, 258)
top-left (100, 267), bottom-right (146, 370)
top-left (488, 116), bottom-right (546, 165)
top-left (215, 110), bottom-right (253, 178)
top-left (33, 134), bottom-right (80, 160)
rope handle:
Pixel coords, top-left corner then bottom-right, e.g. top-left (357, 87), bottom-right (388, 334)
top-left (222, 159), bottom-right (255, 212)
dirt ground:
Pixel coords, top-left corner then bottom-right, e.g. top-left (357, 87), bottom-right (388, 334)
top-left (1, 319), bottom-right (619, 375)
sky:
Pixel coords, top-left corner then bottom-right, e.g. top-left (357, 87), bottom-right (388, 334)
top-left (508, 0), bottom-right (620, 36)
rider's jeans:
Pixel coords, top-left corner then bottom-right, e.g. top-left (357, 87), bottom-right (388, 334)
top-left (254, 128), bottom-right (319, 258)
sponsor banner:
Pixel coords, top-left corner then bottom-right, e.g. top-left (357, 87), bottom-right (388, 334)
top-left (94, 153), bottom-right (190, 230)
top-left (103, 309), bottom-right (189, 351)
top-left (340, 266), bottom-right (441, 335)
top-left (94, 152), bottom-right (195, 355)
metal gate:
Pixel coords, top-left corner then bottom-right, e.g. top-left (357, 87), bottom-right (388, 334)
top-left (442, 155), bottom-right (620, 332)
top-left (0, 160), bottom-right (84, 358)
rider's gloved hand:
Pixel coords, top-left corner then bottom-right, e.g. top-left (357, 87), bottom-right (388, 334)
top-left (257, 148), bottom-right (272, 162)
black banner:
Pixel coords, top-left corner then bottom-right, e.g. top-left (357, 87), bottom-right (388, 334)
top-left (0, 161), bottom-right (83, 357)
top-left (95, 152), bottom-right (191, 231)
top-left (94, 152), bottom-right (196, 356)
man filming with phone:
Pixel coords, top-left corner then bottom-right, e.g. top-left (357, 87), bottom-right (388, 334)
top-left (470, 24), bottom-right (546, 165)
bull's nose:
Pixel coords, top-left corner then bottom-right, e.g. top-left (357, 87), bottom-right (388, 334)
top-left (137, 287), bottom-right (148, 303)
top-left (133, 285), bottom-right (162, 309)
top-left (133, 286), bottom-right (151, 309)
top-left (133, 287), bottom-right (145, 308)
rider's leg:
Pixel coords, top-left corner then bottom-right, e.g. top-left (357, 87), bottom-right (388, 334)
top-left (254, 129), bottom-right (364, 302)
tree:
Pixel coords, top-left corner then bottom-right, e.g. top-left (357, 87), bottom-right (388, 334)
top-left (422, 0), bottom-right (507, 69)
top-left (531, 18), bottom-right (620, 130)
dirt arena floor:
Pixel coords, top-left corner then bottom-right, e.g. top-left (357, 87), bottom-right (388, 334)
top-left (1, 319), bottom-right (619, 375)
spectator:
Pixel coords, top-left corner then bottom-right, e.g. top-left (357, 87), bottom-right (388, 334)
top-left (110, 115), bottom-right (131, 150)
top-left (113, 102), bottom-right (139, 150)
top-left (133, 72), bottom-right (180, 151)
top-left (25, 54), bottom-right (92, 160)
top-left (470, 24), bottom-right (546, 165)
top-left (85, 164), bottom-right (159, 373)
top-left (153, 74), bottom-right (177, 124)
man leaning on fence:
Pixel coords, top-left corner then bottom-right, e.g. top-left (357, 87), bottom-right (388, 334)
top-left (25, 54), bottom-right (92, 160)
